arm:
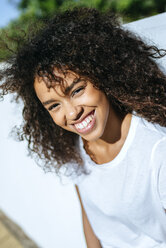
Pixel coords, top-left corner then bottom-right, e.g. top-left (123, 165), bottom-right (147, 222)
top-left (75, 185), bottom-right (102, 248)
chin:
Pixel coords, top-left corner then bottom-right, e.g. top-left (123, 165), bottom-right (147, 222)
top-left (82, 128), bottom-right (104, 142)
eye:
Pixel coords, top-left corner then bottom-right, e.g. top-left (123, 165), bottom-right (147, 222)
top-left (48, 103), bottom-right (60, 111)
top-left (72, 86), bottom-right (85, 97)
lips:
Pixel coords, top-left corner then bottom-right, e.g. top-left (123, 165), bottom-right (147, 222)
top-left (73, 110), bottom-right (96, 134)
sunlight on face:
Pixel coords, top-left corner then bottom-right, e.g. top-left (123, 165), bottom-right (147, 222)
top-left (34, 70), bottom-right (110, 142)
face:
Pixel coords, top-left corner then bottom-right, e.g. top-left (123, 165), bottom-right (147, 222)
top-left (34, 70), bottom-right (110, 142)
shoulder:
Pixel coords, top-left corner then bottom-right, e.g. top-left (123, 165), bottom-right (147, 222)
top-left (138, 115), bottom-right (166, 137)
top-left (134, 115), bottom-right (166, 150)
top-left (151, 136), bottom-right (166, 161)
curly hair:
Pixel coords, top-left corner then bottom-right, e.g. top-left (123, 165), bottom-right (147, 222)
top-left (0, 7), bottom-right (166, 175)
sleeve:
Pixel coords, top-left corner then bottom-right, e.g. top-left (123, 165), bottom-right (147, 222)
top-left (155, 137), bottom-right (166, 209)
top-left (158, 161), bottom-right (166, 209)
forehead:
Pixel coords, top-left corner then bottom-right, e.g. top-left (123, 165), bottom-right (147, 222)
top-left (34, 69), bottom-right (83, 100)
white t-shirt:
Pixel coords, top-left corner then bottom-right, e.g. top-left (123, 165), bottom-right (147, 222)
top-left (75, 113), bottom-right (166, 248)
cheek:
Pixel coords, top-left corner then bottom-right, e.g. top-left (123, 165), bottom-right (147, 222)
top-left (50, 112), bottom-right (65, 127)
top-left (95, 93), bottom-right (110, 121)
top-left (79, 89), bottom-right (103, 106)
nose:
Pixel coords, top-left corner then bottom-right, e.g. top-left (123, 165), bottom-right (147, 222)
top-left (65, 102), bottom-right (83, 122)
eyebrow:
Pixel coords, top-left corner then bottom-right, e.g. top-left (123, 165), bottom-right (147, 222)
top-left (42, 99), bottom-right (57, 106)
top-left (42, 78), bottom-right (83, 106)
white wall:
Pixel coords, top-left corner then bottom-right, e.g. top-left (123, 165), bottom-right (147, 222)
top-left (124, 12), bottom-right (166, 72)
top-left (0, 94), bottom-right (86, 248)
top-left (0, 12), bottom-right (166, 248)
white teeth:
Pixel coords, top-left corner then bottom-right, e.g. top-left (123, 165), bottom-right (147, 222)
top-left (87, 116), bottom-right (92, 122)
top-left (74, 112), bottom-right (94, 130)
top-left (82, 121), bottom-right (88, 127)
top-left (79, 123), bottom-right (84, 129)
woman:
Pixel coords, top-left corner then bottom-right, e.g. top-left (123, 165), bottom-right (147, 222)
top-left (0, 7), bottom-right (166, 248)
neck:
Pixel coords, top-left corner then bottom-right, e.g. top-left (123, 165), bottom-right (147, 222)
top-left (83, 107), bottom-right (132, 151)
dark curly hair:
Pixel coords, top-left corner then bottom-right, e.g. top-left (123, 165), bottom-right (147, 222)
top-left (0, 7), bottom-right (166, 175)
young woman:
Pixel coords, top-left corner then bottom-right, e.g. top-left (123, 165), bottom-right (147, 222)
top-left (0, 7), bottom-right (166, 248)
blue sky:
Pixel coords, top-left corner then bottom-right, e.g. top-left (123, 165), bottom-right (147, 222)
top-left (0, 0), bottom-right (20, 27)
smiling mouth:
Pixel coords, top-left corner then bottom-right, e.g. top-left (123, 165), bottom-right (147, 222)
top-left (73, 110), bottom-right (96, 134)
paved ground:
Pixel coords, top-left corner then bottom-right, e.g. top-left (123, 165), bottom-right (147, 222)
top-left (0, 210), bottom-right (38, 248)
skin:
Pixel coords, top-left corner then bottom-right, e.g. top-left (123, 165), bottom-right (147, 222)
top-left (34, 70), bottom-right (132, 164)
